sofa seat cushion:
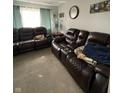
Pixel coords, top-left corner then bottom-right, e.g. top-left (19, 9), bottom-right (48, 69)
top-left (33, 34), bottom-right (46, 41)
top-left (51, 41), bottom-right (68, 51)
top-left (74, 46), bottom-right (97, 66)
top-left (34, 39), bottom-right (46, 42)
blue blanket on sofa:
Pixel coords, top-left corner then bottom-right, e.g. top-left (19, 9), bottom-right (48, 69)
top-left (83, 42), bottom-right (110, 65)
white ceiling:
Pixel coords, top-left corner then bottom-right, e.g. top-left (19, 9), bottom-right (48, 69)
top-left (14, 0), bottom-right (69, 6)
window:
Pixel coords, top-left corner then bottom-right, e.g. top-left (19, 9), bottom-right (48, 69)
top-left (20, 7), bottom-right (40, 27)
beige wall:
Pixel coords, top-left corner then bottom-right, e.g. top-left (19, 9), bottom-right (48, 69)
top-left (58, 0), bottom-right (110, 33)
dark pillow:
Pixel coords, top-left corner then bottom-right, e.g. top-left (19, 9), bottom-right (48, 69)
top-left (83, 42), bottom-right (110, 65)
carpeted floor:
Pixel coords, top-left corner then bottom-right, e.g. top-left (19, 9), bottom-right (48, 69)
top-left (13, 48), bottom-right (84, 93)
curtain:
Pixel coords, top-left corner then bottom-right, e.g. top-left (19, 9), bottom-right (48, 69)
top-left (13, 6), bottom-right (22, 28)
top-left (40, 9), bottom-right (51, 33)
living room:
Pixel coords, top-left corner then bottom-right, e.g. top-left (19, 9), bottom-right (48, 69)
top-left (14, 0), bottom-right (110, 93)
top-left (1, 0), bottom-right (123, 93)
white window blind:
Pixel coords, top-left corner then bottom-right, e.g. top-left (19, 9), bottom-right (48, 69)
top-left (20, 7), bottom-right (40, 27)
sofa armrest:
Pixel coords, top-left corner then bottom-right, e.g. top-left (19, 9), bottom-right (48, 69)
top-left (95, 64), bottom-right (110, 78)
top-left (52, 36), bottom-right (65, 43)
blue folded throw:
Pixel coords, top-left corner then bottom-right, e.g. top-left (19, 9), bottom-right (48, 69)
top-left (83, 42), bottom-right (110, 65)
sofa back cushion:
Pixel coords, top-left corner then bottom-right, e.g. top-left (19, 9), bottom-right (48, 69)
top-left (33, 34), bottom-right (46, 41)
top-left (34, 27), bottom-right (47, 37)
top-left (76, 30), bottom-right (89, 46)
top-left (88, 32), bottom-right (110, 46)
top-left (13, 28), bottom-right (19, 43)
top-left (65, 28), bottom-right (80, 45)
top-left (19, 28), bottom-right (34, 41)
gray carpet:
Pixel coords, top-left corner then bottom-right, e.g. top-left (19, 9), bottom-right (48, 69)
top-left (13, 48), bottom-right (84, 93)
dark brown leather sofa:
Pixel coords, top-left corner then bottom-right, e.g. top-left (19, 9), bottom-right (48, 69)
top-left (51, 29), bottom-right (110, 93)
top-left (13, 27), bottom-right (52, 55)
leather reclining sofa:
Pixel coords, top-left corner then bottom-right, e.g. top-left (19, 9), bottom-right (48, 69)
top-left (13, 27), bottom-right (52, 55)
top-left (51, 28), bottom-right (110, 93)
top-left (51, 28), bottom-right (89, 59)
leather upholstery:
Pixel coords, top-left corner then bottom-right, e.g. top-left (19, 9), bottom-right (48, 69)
top-left (95, 64), bottom-right (110, 77)
top-left (19, 41), bottom-right (34, 53)
top-left (80, 65), bottom-right (95, 92)
top-left (51, 36), bottom-right (66, 59)
top-left (76, 30), bottom-right (89, 47)
top-left (51, 42), bottom-right (61, 59)
top-left (35, 38), bottom-right (52, 49)
top-left (51, 28), bottom-right (79, 58)
top-left (34, 27), bottom-right (52, 50)
top-left (19, 28), bottom-right (34, 41)
top-left (51, 30), bottom-right (110, 93)
top-left (88, 32), bottom-right (110, 46)
top-left (89, 64), bottom-right (110, 93)
top-left (65, 29), bottom-right (80, 49)
top-left (13, 28), bottom-right (19, 43)
top-left (13, 27), bottom-right (52, 55)
top-left (90, 73), bottom-right (109, 93)
top-left (13, 28), bottom-right (19, 55)
top-left (66, 53), bottom-right (94, 92)
top-left (18, 28), bottom-right (34, 53)
top-left (19, 40), bottom-right (34, 44)
top-left (34, 27), bottom-right (47, 37)
top-left (51, 28), bottom-right (90, 60)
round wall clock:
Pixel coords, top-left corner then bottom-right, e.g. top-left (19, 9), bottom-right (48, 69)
top-left (69, 5), bottom-right (79, 19)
